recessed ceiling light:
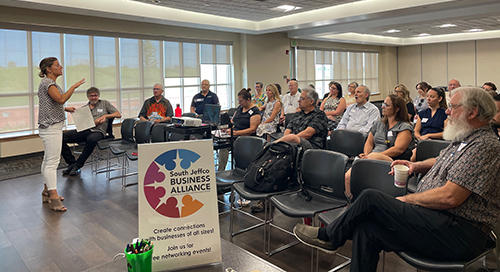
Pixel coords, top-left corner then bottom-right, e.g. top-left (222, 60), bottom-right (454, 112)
top-left (439, 23), bottom-right (456, 28)
top-left (275, 5), bottom-right (301, 12)
top-left (468, 28), bottom-right (484, 32)
top-left (385, 29), bottom-right (401, 33)
top-left (417, 33), bottom-right (431, 37)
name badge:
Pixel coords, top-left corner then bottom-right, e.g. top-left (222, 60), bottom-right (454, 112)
top-left (421, 118), bottom-right (428, 123)
top-left (457, 142), bottom-right (467, 152)
top-left (97, 108), bottom-right (103, 113)
top-left (387, 131), bottom-right (393, 137)
top-left (248, 110), bottom-right (254, 115)
top-left (196, 98), bottom-right (203, 102)
top-left (351, 108), bottom-right (357, 114)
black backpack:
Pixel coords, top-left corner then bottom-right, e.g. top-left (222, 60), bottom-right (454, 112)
top-left (244, 141), bottom-right (299, 192)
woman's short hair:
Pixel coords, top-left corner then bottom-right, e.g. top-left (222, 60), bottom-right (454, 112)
top-left (87, 87), bottom-right (100, 97)
top-left (38, 57), bottom-right (58, 78)
top-left (428, 87), bottom-right (448, 109)
top-left (383, 94), bottom-right (410, 124)
top-left (416, 82), bottom-right (432, 92)
top-left (394, 84), bottom-right (411, 104)
top-left (266, 84), bottom-right (281, 103)
top-left (328, 81), bottom-right (343, 98)
top-left (238, 88), bottom-right (252, 101)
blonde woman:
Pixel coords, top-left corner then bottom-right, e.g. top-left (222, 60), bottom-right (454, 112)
top-left (257, 84), bottom-right (282, 141)
top-left (394, 84), bottom-right (416, 121)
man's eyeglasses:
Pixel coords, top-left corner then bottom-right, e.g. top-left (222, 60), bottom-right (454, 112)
top-left (448, 103), bottom-right (463, 110)
top-left (153, 88), bottom-right (162, 91)
top-left (87, 94), bottom-right (99, 98)
top-left (298, 97), bottom-right (308, 101)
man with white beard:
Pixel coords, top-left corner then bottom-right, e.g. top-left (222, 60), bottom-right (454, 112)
top-left (293, 87), bottom-right (500, 272)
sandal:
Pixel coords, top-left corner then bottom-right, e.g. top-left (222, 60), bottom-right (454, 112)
top-left (42, 190), bottom-right (64, 203)
top-left (48, 198), bottom-right (67, 212)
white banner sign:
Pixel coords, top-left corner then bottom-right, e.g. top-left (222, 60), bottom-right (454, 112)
top-left (138, 140), bottom-right (221, 271)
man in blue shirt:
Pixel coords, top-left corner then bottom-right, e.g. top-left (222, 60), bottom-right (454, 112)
top-left (337, 85), bottom-right (380, 136)
top-left (190, 79), bottom-right (220, 116)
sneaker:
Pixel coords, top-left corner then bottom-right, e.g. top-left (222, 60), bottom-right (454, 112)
top-left (62, 164), bottom-right (74, 175)
top-left (293, 224), bottom-right (337, 254)
top-left (237, 198), bottom-right (251, 207)
top-left (69, 165), bottom-right (81, 176)
top-left (251, 200), bottom-right (265, 213)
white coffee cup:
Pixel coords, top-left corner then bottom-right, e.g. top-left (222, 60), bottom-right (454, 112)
top-left (393, 165), bottom-right (409, 188)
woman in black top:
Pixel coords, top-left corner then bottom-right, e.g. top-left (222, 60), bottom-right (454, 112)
top-left (218, 88), bottom-right (261, 171)
top-left (232, 88), bottom-right (262, 136)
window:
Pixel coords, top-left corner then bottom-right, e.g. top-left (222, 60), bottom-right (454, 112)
top-left (0, 28), bottom-right (233, 137)
top-left (296, 48), bottom-right (379, 98)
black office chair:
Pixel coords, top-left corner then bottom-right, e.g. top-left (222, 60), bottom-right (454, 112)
top-left (407, 139), bottom-right (451, 192)
top-left (95, 118), bottom-right (137, 179)
top-left (229, 143), bottom-right (301, 254)
top-left (328, 129), bottom-right (366, 169)
top-left (109, 121), bottom-right (153, 186)
top-left (216, 136), bottom-right (266, 196)
top-left (269, 150), bottom-right (348, 269)
top-left (318, 159), bottom-right (406, 272)
top-left (372, 100), bottom-right (384, 116)
top-left (151, 123), bottom-right (169, 143)
top-left (396, 240), bottom-right (497, 272)
top-left (227, 107), bottom-right (237, 118)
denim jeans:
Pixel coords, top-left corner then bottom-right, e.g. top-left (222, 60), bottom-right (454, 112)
top-left (39, 121), bottom-right (63, 190)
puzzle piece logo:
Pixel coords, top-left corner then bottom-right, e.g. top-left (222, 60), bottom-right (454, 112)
top-left (143, 149), bottom-right (204, 218)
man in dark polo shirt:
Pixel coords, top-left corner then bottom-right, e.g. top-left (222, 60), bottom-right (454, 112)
top-left (139, 83), bottom-right (173, 123)
top-left (276, 87), bottom-right (328, 150)
top-left (190, 79), bottom-right (220, 116)
top-left (293, 87), bottom-right (500, 272)
top-left (61, 87), bottom-right (121, 176)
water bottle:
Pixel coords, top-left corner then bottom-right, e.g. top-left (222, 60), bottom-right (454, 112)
top-left (175, 104), bottom-right (182, 117)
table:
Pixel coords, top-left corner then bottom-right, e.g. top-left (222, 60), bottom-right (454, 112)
top-left (83, 239), bottom-right (286, 272)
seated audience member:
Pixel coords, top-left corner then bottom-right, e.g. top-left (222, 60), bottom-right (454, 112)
top-left (294, 87), bottom-right (500, 272)
top-left (491, 94), bottom-right (500, 139)
top-left (274, 83), bottom-right (282, 95)
top-left (320, 81), bottom-right (346, 134)
top-left (256, 84), bottom-right (282, 141)
top-left (190, 79), bottom-right (220, 116)
top-left (446, 79), bottom-right (461, 104)
top-left (218, 88), bottom-right (261, 171)
top-left (251, 81), bottom-right (266, 108)
top-left (279, 79), bottom-right (300, 125)
top-left (61, 87), bottom-right (121, 176)
top-left (483, 82), bottom-right (497, 93)
top-left (414, 81), bottom-right (431, 113)
top-left (139, 83), bottom-right (173, 123)
top-left (337, 85), bottom-right (380, 136)
top-left (276, 87), bottom-right (328, 150)
top-left (344, 94), bottom-right (414, 196)
top-left (394, 84), bottom-right (416, 121)
top-left (251, 87), bottom-right (328, 213)
top-left (414, 87), bottom-right (448, 141)
top-left (345, 82), bottom-right (358, 107)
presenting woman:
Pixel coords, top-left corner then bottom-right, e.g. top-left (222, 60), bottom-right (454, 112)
top-left (344, 94), bottom-right (414, 197)
top-left (320, 81), bottom-right (346, 135)
top-left (256, 84), bottom-right (282, 141)
top-left (38, 57), bottom-right (85, 212)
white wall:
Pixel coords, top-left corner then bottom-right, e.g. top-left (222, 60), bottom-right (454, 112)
top-left (398, 38), bottom-right (500, 98)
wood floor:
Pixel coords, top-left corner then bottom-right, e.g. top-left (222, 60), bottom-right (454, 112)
top-left (0, 160), bottom-right (483, 272)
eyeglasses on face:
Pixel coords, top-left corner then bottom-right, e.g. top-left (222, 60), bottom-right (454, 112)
top-left (153, 88), bottom-right (162, 91)
top-left (382, 103), bottom-right (391, 108)
top-left (448, 103), bottom-right (463, 110)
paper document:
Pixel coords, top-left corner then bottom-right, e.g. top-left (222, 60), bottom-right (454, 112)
top-left (72, 106), bottom-right (95, 132)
